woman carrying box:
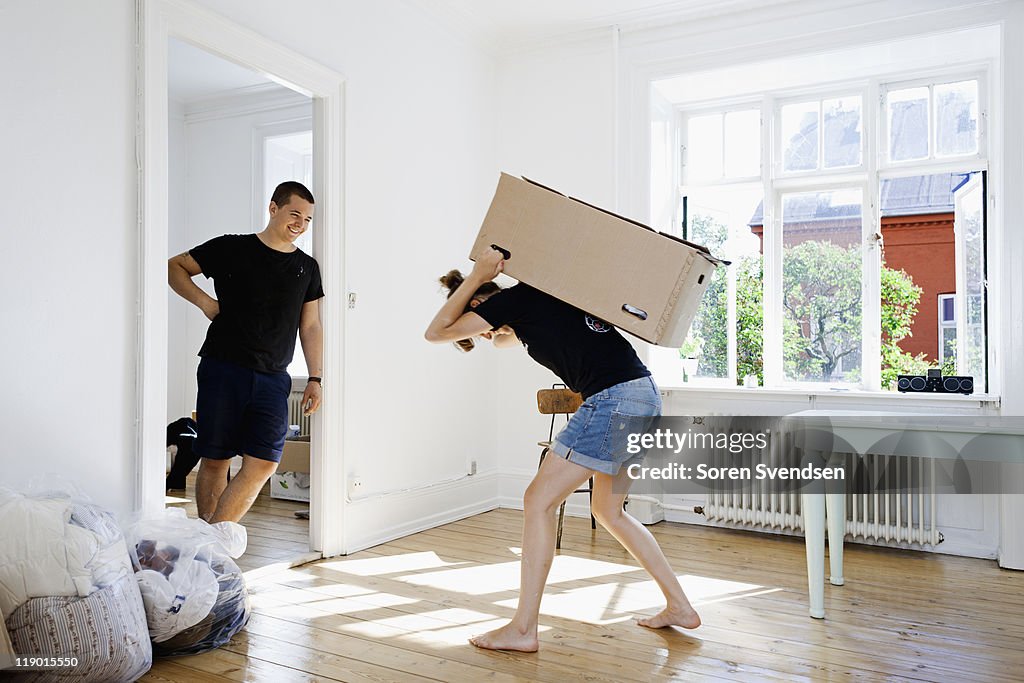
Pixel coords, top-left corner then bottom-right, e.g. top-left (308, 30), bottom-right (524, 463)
top-left (425, 247), bottom-right (701, 652)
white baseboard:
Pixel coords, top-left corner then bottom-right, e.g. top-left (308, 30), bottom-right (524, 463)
top-left (340, 471), bottom-right (500, 555)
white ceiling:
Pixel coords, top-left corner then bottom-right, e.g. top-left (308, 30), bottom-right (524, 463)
top-left (408, 0), bottom-right (796, 51)
top-left (165, 0), bottom-right (800, 100)
top-left (168, 37), bottom-right (276, 102)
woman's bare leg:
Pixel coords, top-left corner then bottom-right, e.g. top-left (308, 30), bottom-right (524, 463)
top-left (469, 454), bottom-right (593, 651)
top-left (591, 467), bottom-right (701, 629)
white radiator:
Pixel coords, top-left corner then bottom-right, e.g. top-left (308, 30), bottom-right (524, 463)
top-left (287, 390), bottom-right (312, 436)
top-left (704, 432), bottom-right (940, 547)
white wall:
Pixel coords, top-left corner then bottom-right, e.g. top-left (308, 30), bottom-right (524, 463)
top-left (492, 39), bottom-right (623, 507)
top-left (0, 0), bottom-right (136, 513)
top-left (0, 0), bottom-right (499, 533)
top-left (186, 0), bottom-right (502, 549)
top-left (491, 0), bottom-right (1024, 560)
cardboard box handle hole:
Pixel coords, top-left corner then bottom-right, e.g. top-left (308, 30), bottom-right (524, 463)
top-left (622, 304), bottom-right (648, 320)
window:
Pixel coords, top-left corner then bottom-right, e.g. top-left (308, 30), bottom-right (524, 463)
top-left (651, 66), bottom-right (989, 392)
top-left (938, 293), bottom-right (956, 368)
top-left (684, 109), bottom-right (761, 182)
top-left (885, 80), bottom-right (979, 163)
top-left (780, 95), bottom-right (862, 172)
top-left (781, 189), bottom-right (863, 383)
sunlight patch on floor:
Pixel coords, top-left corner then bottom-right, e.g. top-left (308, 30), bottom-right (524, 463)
top-left (398, 555), bottom-right (642, 595)
top-left (317, 551), bottom-right (460, 576)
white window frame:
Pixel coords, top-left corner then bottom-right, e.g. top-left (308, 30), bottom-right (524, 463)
top-left (669, 68), bottom-right (988, 392)
top-left (938, 292), bottom-right (956, 365)
top-left (676, 100), bottom-right (763, 387)
top-left (680, 101), bottom-right (763, 187)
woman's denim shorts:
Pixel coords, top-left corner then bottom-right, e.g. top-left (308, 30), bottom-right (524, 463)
top-left (550, 376), bottom-right (661, 475)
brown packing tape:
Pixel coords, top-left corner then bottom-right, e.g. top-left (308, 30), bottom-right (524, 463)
top-left (657, 251), bottom-right (696, 340)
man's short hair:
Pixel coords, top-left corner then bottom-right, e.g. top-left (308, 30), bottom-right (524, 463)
top-left (271, 181), bottom-right (315, 207)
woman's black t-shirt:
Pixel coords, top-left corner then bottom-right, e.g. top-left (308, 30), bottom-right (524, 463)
top-left (472, 283), bottom-right (650, 399)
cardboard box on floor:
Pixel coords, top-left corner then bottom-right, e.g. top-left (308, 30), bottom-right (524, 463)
top-left (272, 436), bottom-right (310, 501)
top-left (277, 436), bottom-right (310, 474)
top-left (470, 174), bottom-right (726, 347)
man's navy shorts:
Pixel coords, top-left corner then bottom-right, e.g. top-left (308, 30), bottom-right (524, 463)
top-left (194, 356), bottom-right (291, 463)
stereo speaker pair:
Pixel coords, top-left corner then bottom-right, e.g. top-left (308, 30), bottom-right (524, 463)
top-left (897, 369), bottom-right (974, 395)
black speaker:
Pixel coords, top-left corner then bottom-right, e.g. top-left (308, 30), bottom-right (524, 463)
top-left (897, 373), bottom-right (974, 395)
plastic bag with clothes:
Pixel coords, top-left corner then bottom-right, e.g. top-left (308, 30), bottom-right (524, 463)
top-left (125, 507), bottom-right (250, 657)
top-left (0, 482), bottom-right (152, 682)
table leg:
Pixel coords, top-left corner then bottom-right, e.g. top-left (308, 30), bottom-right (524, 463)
top-left (826, 492), bottom-right (845, 586)
top-left (802, 492), bottom-right (826, 619)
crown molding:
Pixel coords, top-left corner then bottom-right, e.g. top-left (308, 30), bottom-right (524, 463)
top-left (183, 82), bottom-right (310, 122)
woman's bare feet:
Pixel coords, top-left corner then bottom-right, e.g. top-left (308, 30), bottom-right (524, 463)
top-left (469, 622), bottom-right (539, 652)
top-left (637, 605), bottom-right (702, 630)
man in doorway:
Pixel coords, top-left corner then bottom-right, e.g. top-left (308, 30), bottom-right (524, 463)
top-left (168, 181), bottom-right (324, 523)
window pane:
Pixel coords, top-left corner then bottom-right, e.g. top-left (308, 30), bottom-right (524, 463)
top-left (940, 326), bottom-right (957, 367)
top-left (687, 115), bottom-right (722, 182)
top-left (935, 80), bottom-right (978, 157)
top-left (688, 188), bottom-right (763, 382)
top-left (647, 187), bottom-right (763, 386)
top-left (723, 109), bottom-right (760, 177)
top-left (888, 87), bottom-right (929, 162)
top-left (941, 296), bottom-right (955, 324)
top-left (880, 171), bottom-right (983, 389)
top-left (956, 176), bottom-right (986, 382)
top-left (823, 96), bottom-right (861, 168)
top-left (781, 101), bottom-right (818, 171)
top-left (782, 190), bottom-right (863, 383)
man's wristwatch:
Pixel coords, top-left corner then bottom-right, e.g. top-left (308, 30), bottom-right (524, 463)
top-left (307, 376), bottom-right (322, 386)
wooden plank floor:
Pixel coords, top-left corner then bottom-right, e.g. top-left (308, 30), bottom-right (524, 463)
top-left (141, 507), bottom-right (1024, 682)
top-left (166, 473), bottom-right (315, 573)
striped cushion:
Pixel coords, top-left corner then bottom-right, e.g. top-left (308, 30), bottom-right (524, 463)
top-left (5, 572), bottom-right (151, 682)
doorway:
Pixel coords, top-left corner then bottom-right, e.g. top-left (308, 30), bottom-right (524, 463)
top-left (138, 0), bottom-right (347, 560)
top-left (165, 37), bottom-right (318, 572)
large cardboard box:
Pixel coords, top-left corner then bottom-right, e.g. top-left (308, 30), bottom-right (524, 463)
top-left (470, 174), bottom-right (725, 347)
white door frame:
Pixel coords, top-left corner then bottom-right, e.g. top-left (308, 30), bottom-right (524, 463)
top-left (137, 0), bottom-right (347, 556)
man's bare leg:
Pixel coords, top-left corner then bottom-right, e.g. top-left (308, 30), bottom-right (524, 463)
top-left (209, 454), bottom-right (279, 524)
top-left (196, 457), bottom-right (232, 522)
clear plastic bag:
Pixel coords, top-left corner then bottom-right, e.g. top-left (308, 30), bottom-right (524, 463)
top-left (124, 508), bottom-right (250, 656)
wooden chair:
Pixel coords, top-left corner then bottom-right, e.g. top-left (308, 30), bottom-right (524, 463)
top-left (537, 384), bottom-right (594, 549)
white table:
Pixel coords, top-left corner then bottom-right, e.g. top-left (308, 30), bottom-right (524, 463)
top-left (793, 414), bottom-right (1024, 619)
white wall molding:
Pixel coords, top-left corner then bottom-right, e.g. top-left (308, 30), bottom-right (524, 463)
top-left (184, 82), bottom-right (310, 122)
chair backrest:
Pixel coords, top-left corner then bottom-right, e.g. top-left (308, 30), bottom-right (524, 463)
top-left (536, 388), bottom-right (583, 415)
top-left (537, 386), bottom-right (583, 442)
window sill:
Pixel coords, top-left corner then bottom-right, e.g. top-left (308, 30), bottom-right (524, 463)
top-left (658, 383), bottom-right (1000, 408)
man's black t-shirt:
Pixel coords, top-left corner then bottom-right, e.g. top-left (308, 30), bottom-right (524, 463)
top-left (473, 283), bottom-right (650, 399)
top-left (190, 234), bottom-right (324, 374)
